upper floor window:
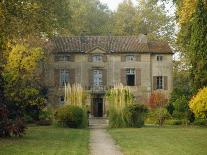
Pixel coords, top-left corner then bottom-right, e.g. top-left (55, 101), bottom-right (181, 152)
top-left (60, 69), bottom-right (69, 86)
top-left (156, 76), bottom-right (163, 89)
top-left (92, 55), bottom-right (103, 62)
top-left (126, 55), bottom-right (136, 61)
top-left (126, 68), bottom-right (135, 86)
top-left (55, 54), bottom-right (70, 61)
top-left (157, 55), bottom-right (163, 61)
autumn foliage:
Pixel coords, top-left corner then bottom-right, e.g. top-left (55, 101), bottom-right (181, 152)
top-left (189, 87), bottom-right (207, 118)
top-left (148, 91), bottom-right (168, 109)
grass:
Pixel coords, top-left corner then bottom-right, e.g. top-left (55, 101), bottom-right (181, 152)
top-left (0, 126), bottom-right (89, 155)
top-left (109, 126), bottom-right (207, 155)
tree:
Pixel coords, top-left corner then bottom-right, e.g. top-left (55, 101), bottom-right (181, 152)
top-left (67, 0), bottom-right (113, 35)
top-left (3, 43), bottom-right (46, 120)
top-left (112, 0), bottom-right (175, 43)
top-left (176, 0), bottom-right (207, 92)
top-left (189, 87), bottom-right (207, 119)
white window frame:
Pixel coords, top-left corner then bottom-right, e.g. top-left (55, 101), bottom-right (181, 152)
top-left (92, 55), bottom-right (103, 62)
top-left (126, 55), bottom-right (136, 61)
top-left (93, 69), bottom-right (103, 86)
top-left (156, 76), bottom-right (163, 89)
top-left (60, 69), bottom-right (69, 86)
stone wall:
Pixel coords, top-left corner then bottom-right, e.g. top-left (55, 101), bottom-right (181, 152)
top-left (44, 49), bottom-right (173, 107)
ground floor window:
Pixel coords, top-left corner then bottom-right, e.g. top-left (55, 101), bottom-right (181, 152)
top-left (156, 76), bottom-right (163, 89)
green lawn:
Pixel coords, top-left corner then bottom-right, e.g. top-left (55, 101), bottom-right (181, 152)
top-left (109, 126), bottom-right (207, 155)
top-left (0, 126), bottom-right (89, 155)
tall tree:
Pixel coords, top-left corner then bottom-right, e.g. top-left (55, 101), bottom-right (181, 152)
top-left (111, 0), bottom-right (175, 43)
top-left (177, 0), bottom-right (207, 91)
top-left (67, 0), bottom-right (113, 35)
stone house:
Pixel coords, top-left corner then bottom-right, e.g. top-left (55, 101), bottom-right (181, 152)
top-left (44, 34), bottom-right (173, 117)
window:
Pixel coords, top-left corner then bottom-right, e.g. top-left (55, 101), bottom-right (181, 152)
top-left (157, 55), bottom-right (163, 61)
top-left (60, 69), bottom-right (69, 86)
top-left (126, 55), bottom-right (136, 61)
top-left (93, 70), bottom-right (103, 86)
top-left (156, 76), bottom-right (163, 89)
top-left (92, 55), bottom-right (103, 62)
top-left (60, 96), bottom-right (64, 104)
top-left (55, 55), bottom-right (70, 61)
top-left (126, 68), bottom-right (135, 86)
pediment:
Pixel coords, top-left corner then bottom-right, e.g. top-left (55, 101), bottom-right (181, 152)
top-left (86, 46), bottom-right (107, 54)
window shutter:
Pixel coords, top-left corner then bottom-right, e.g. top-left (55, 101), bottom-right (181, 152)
top-left (54, 69), bottom-right (60, 87)
top-left (121, 55), bottom-right (126, 62)
top-left (102, 69), bottom-right (107, 86)
top-left (136, 54), bottom-right (141, 61)
top-left (121, 69), bottom-right (126, 85)
top-left (103, 55), bottom-right (107, 62)
top-left (69, 69), bottom-right (75, 85)
top-left (88, 69), bottom-right (93, 86)
top-left (88, 54), bottom-right (92, 62)
top-left (164, 76), bottom-right (168, 90)
top-left (136, 68), bottom-right (141, 86)
top-left (153, 76), bottom-right (157, 90)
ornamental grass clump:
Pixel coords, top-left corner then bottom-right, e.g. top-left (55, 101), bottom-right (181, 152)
top-left (62, 83), bottom-right (88, 128)
top-left (106, 83), bottom-right (134, 128)
top-left (64, 83), bottom-right (88, 107)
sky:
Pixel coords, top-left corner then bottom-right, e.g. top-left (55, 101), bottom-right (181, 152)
top-left (100, 0), bottom-right (136, 11)
top-left (99, 0), bottom-right (175, 15)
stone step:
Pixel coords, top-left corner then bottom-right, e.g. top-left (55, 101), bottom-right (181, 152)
top-left (89, 118), bottom-right (109, 129)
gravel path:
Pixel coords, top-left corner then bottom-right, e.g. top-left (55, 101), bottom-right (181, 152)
top-left (89, 118), bottom-right (123, 155)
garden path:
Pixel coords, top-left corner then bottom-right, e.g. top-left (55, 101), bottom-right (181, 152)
top-left (89, 118), bottom-right (123, 155)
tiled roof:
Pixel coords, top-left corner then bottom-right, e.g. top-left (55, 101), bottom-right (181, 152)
top-left (50, 36), bottom-right (173, 54)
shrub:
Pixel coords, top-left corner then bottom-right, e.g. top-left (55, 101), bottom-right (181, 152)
top-left (36, 108), bottom-right (53, 126)
top-left (148, 91), bottom-right (168, 109)
top-left (165, 119), bottom-right (183, 125)
top-left (149, 108), bottom-right (171, 127)
top-left (172, 111), bottom-right (186, 119)
top-left (55, 105), bottom-right (87, 128)
top-left (106, 84), bottom-right (134, 128)
top-left (193, 119), bottom-right (207, 126)
top-left (189, 87), bottom-right (207, 119)
top-left (127, 104), bottom-right (148, 128)
top-left (0, 106), bottom-right (26, 137)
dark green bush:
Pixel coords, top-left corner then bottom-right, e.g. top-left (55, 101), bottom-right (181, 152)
top-left (165, 119), bottom-right (183, 125)
top-left (0, 106), bottom-right (26, 137)
top-left (127, 104), bottom-right (148, 128)
top-left (172, 111), bottom-right (185, 119)
top-left (55, 105), bottom-right (87, 128)
top-left (193, 119), bottom-right (207, 126)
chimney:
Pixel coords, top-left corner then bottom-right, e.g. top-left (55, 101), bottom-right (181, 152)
top-left (138, 33), bottom-right (147, 43)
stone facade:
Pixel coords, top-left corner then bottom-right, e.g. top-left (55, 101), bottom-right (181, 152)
top-left (44, 34), bottom-right (173, 117)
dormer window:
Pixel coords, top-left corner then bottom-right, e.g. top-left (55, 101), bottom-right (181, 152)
top-left (92, 55), bottom-right (103, 62)
top-left (157, 55), bottom-right (163, 61)
top-left (126, 55), bottom-right (136, 61)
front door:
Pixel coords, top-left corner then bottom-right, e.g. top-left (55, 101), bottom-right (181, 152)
top-left (93, 97), bottom-right (103, 117)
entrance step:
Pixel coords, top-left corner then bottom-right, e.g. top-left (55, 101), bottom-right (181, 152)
top-left (89, 118), bottom-right (109, 129)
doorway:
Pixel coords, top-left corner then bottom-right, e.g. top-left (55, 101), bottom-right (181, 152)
top-left (92, 97), bottom-right (103, 117)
